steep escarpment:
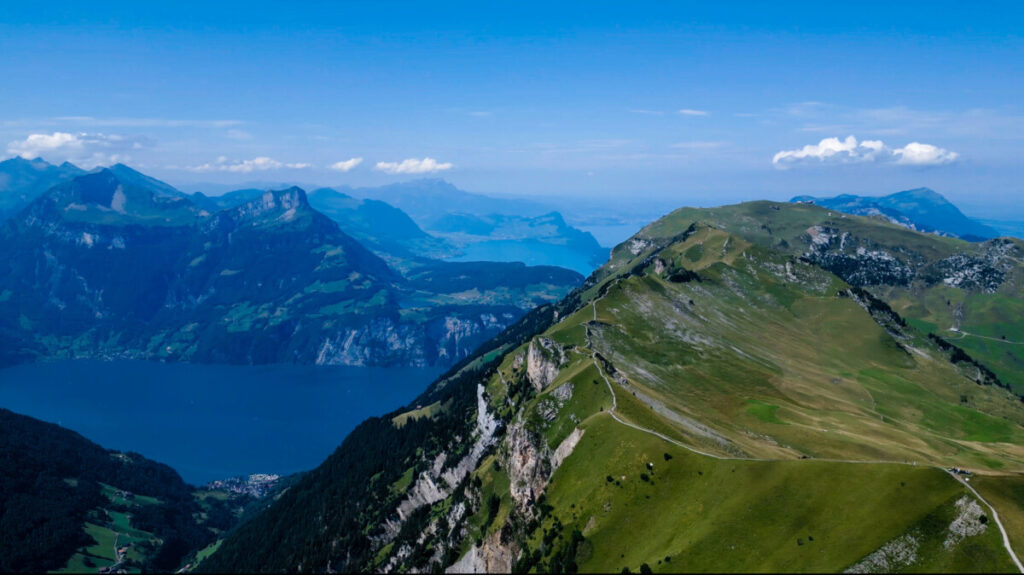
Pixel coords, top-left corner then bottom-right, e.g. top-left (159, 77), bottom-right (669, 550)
top-left (203, 203), bottom-right (1024, 573)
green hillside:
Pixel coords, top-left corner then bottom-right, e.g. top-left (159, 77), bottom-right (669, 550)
top-left (203, 201), bottom-right (1024, 573)
top-left (623, 201), bottom-right (1024, 394)
top-left (0, 409), bottom-right (248, 573)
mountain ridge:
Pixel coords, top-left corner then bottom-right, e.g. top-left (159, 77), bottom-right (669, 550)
top-left (0, 156), bottom-right (85, 220)
top-left (791, 187), bottom-right (1000, 241)
top-left (201, 199), bottom-right (1024, 573)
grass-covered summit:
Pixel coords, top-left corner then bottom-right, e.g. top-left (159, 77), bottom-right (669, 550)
top-left (202, 200), bottom-right (1024, 573)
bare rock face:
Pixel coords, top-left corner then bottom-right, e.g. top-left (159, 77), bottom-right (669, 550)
top-left (384, 384), bottom-right (501, 538)
top-left (526, 337), bottom-right (565, 391)
top-left (506, 422), bottom-right (549, 509)
top-left (445, 531), bottom-right (515, 574)
top-left (944, 496), bottom-right (988, 549)
top-left (845, 533), bottom-right (920, 574)
top-left (315, 314), bottom-right (515, 368)
top-left (653, 257), bottom-right (667, 275)
top-left (550, 427), bottom-right (584, 470)
top-left (551, 382), bottom-right (574, 402)
top-left (506, 420), bottom-right (584, 511)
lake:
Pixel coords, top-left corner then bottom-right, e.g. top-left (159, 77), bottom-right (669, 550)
top-left (448, 240), bottom-right (599, 276)
top-left (0, 360), bottom-right (443, 485)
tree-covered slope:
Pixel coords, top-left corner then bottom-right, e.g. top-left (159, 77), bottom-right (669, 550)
top-left (0, 408), bottom-right (241, 573)
top-left (202, 201), bottom-right (1024, 573)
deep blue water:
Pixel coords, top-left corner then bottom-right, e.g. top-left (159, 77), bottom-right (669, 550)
top-left (448, 240), bottom-right (598, 276)
top-left (0, 361), bottom-right (442, 485)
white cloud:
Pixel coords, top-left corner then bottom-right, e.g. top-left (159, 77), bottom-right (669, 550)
top-left (678, 109), bottom-right (709, 117)
top-left (374, 157), bottom-right (453, 174)
top-left (6, 131), bottom-right (147, 168)
top-left (187, 156), bottom-right (311, 173)
top-left (773, 135), bottom-right (867, 164)
top-left (629, 109), bottom-right (665, 116)
top-left (772, 135), bottom-right (958, 168)
top-left (329, 157), bottom-right (363, 172)
top-left (892, 142), bottom-right (959, 165)
top-left (8, 132), bottom-right (79, 156)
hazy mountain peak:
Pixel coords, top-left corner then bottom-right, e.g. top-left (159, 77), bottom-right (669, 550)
top-left (105, 163), bottom-right (184, 198)
top-left (309, 187), bottom-right (354, 200)
top-left (2, 156), bottom-right (51, 170)
top-left (2, 156), bottom-right (77, 172)
top-left (265, 186), bottom-right (308, 206)
top-left (790, 187), bottom-right (997, 240)
top-left (19, 169), bottom-right (201, 228)
top-left (204, 186), bottom-right (321, 233)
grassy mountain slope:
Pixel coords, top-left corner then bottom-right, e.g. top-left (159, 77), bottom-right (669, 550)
top-left (203, 201), bottom-right (1024, 573)
top-left (629, 201), bottom-right (1024, 394)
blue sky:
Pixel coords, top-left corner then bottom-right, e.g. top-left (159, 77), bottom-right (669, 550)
top-left (1, 1), bottom-right (1022, 216)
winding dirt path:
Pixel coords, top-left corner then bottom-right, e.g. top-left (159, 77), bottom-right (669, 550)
top-left (948, 473), bottom-right (1024, 573)
top-left (948, 328), bottom-right (1024, 346)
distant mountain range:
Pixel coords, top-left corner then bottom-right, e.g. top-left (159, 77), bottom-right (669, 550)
top-left (791, 188), bottom-right (999, 241)
top-left (191, 179), bottom-right (606, 274)
top-left (340, 178), bottom-right (552, 227)
top-left (431, 211), bottom-right (608, 275)
top-left (0, 162), bottom-right (583, 367)
top-left (0, 157), bottom-right (85, 220)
